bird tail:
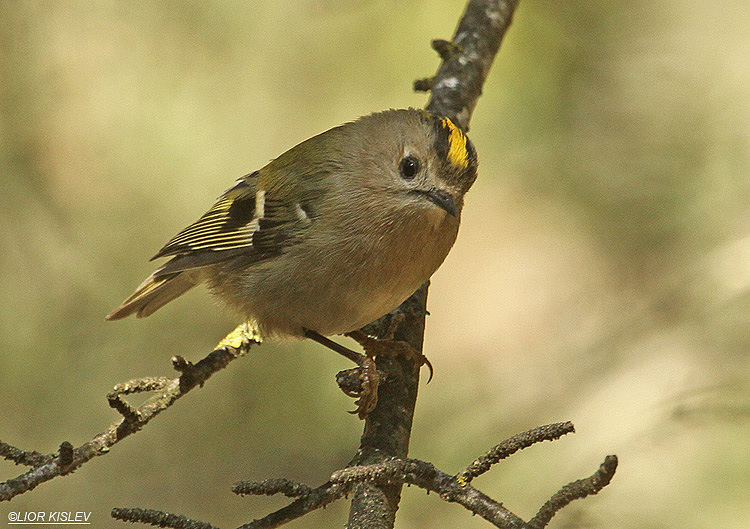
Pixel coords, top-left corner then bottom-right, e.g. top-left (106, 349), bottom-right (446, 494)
top-left (105, 271), bottom-right (197, 320)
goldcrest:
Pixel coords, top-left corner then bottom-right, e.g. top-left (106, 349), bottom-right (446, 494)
top-left (107, 109), bottom-right (478, 341)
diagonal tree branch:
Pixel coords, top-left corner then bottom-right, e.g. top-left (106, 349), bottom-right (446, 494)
top-left (528, 455), bottom-right (619, 529)
top-left (233, 481), bottom-right (350, 529)
top-left (111, 508), bottom-right (220, 529)
top-left (0, 344), bottom-right (255, 502)
top-left (457, 422), bottom-right (575, 485)
top-left (422, 0), bottom-right (520, 129)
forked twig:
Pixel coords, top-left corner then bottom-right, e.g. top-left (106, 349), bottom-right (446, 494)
top-left (0, 344), bottom-right (256, 502)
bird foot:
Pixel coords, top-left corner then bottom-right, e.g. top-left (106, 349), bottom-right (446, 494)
top-left (346, 326), bottom-right (434, 383)
top-left (341, 356), bottom-right (380, 419)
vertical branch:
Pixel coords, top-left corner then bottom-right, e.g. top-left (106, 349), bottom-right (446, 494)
top-left (346, 1), bottom-right (520, 528)
top-left (426, 0), bottom-right (520, 129)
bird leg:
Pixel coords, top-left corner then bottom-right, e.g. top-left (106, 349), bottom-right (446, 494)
top-left (346, 313), bottom-right (433, 382)
top-left (303, 329), bottom-right (379, 419)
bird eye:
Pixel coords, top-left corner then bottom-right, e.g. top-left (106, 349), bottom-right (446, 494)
top-left (399, 156), bottom-right (420, 180)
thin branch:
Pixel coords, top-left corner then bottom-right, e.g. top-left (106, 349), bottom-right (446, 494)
top-left (234, 481), bottom-right (352, 529)
top-left (0, 442), bottom-right (53, 468)
top-left (457, 422), bottom-right (575, 485)
top-left (120, 483), bottom-right (347, 529)
top-left (111, 508), bottom-right (219, 529)
top-left (528, 455), bottom-right (618, 529)
top-left (0, 343), bottom-right (255, 502)
top-left (232, 478), bottom-right (313, 498)
top-left (333, 453), bottom-right (617, 529)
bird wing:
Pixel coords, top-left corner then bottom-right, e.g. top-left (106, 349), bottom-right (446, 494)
top-left (150, 170), bottom-right (314, 276)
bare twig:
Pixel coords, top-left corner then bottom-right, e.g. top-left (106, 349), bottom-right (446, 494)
top-left (0, 343), bottom-right (256, 502)
top-left (528, 455), bottom-right (618, 529)
top-left (457, 422), bottom-right (575, 485)
top-left (425, 0), bottom-right (520, 128)
top-left (111, 507), bottom-right (219, 529)
top-left (232, 478), bottom-right (313, 498)
top-left (0, 442), bottom-right (53, 468)
top-left (334, 453), bottom-right (617, 529)
top-left (235, 481), bottom-right (352, 529)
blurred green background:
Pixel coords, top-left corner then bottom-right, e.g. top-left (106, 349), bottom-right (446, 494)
top-left (1, 1), bottom-right (748, 527)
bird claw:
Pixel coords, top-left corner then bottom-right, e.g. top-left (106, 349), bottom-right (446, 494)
top-left (347, 356), bottom-right (379, 419)
top-left (346, 328), bottom-right (434, 383)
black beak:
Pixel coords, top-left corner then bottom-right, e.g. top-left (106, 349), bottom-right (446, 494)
top-left (423, 189), bottom-right (458, 217)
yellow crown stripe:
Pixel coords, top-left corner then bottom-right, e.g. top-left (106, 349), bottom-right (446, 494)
top-left (441, 117), bottom-right (469, 170)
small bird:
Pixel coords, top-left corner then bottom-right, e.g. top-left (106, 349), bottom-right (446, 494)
top-left (107, 108), bottom-right (477, 415)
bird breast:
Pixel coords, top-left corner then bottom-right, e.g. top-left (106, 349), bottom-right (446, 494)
top-left (210, 204), bottom-right (460, 338)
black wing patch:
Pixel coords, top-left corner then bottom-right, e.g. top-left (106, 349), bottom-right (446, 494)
top-left (251, 196), bottom-right (299, 254)
top-left (223, 192), bottom-right (257, 230)
top-left (150, 170), bottom-right (312, 270)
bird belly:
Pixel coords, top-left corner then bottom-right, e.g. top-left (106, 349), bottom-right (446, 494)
top-left (209, 215), bottom-right (459, 338)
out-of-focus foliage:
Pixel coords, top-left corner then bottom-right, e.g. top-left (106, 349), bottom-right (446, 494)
top-left (1, 1), bottom-right (748, 528)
